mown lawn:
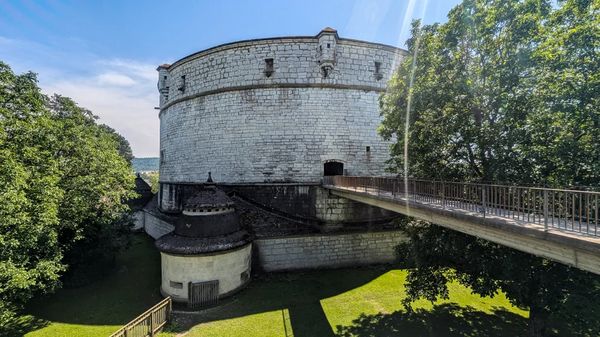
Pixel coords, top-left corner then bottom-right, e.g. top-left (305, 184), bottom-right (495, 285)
top-left (179, 268), bottom-right (529, 337)
top-left (21, 233), bottom-right (532, 337)
top-left (22, 234), bottom-right (174, 337)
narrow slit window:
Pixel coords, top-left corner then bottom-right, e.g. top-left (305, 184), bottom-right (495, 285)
top-left (374, 61), bottom-right (383, 80)
top-left (264, 58), bottom-right (274, 77)
top-left (178, 75), bottom-right (186, 92)
top-left (366, 146), bottom-right (371, 152)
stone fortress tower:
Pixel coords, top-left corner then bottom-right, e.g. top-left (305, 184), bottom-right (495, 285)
top-left (146, 28), bottom-right (407, 308)
top-left (157, 28), bottom-right (405, 194)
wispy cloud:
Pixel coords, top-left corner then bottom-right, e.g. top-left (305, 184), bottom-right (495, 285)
top-left (44, 59), bottom-right (159, 157)
top-left (96, 72), bottom-right (137, 87)
top-left (0, 36), bottom-right (160, 157)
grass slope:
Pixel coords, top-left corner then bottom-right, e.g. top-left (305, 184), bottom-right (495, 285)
top-left (181, 268), bottom-right (528, 337)
top-left (23, 234), bottom-right (172, 337)
top-left (21, 233), bottom-right (534, 337)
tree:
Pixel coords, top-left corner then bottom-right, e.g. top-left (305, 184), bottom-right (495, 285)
top-left (100, 124), bottom-right (134, 164)
top-left (527, 0), bottom-right (600, 188)
top-left (0, 62), bottom-right (135, 333)
top-left (0, 63), bottom-right (65, 331)
top-left (48, 95), bottom-right (135, 285)
top-left (380, 0), bottom-right (600, 336)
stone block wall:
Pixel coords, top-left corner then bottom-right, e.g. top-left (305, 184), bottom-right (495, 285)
top-left (228, 184), bottom-right (397, 226)
top-left (158, 30), bottom-right (406, 184)
top-left (254, 230), bottom-right (407, 272)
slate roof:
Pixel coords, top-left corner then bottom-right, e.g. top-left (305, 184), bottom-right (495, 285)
top-left (183, 186), bottom-right (234, 209)
top-left (155, 230), bottom-right (251, 254)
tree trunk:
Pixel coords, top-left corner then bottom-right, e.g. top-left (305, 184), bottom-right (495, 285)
top-left (528, 306), bottom-right (548, 337)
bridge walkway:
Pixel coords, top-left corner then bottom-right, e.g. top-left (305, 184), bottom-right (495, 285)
top-left (323, 176), bottom-right (600, 275)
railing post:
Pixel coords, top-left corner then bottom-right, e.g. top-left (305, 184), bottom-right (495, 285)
top-left (442, 182), bottom-right (445, 209)
top-left (150, 310), bottom-right (154, 337)
top-left (544, 190), bottom-right (549, 231)
top-left (481, 186), bottom-right (486, 217)
top-left (413, 180), bottom-right (416, 201)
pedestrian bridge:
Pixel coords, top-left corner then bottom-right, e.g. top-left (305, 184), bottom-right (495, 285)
top-left (323, 176), bottom-right (600, 275)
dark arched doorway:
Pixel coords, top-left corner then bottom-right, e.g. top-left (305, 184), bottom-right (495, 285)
top-left (323, 161), bottom-right (344, 176)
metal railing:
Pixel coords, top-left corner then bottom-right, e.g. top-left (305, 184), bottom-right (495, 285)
top-left (323, 176), bottom-right (600, 236)
top-left (109, 297), bottom-right (172, 337)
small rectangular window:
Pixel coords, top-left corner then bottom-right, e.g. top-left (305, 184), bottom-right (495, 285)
top-left (170, 281), bottom-right (183, 289)
top-left (366, 146), bottom-right (371, 152)
top-left (178, 75), bottom-right (186, 92)
top-left (327, 43), bottom-right (331, 48)
top-left (374, 61), bottom-right (383, 80)
top-left (264, 58), bottom-right (274, 77)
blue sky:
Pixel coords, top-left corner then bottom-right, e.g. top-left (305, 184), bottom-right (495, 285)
top-left (0, 0), bottom-right (459, 157)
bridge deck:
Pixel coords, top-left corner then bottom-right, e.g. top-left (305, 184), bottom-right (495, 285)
top-left (323, 176), bottom-right (600, 274)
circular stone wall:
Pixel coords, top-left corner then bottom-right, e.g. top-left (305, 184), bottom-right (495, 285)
top-left (157, 30), bottom-right (406, 184)
top-left (160, 243), bottom-right (252, 303)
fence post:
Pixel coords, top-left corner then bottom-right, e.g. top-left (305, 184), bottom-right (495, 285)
top-left (544, 190), bottom-right (549, 231)
top-left (150, 310), bottom-right (154, 337)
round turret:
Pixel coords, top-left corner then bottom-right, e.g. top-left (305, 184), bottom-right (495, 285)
top-left (155, 176), bottom-right (252, 306)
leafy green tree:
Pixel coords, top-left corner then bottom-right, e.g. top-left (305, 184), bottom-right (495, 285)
top-left (140, 171), bottom-right (160, 193)
top-left (527, 0), bottom-right (600, 187)
top-left (0, 62), bottom-right (136, 332)
top-left (380, 0), bottom-right (600, 336)
top-left (48, 95), bottom-right (135, 285)
top-left (0, 63), bottom-right (65, 332)
top-left (380, 0), bottom-right (550, 183)
top-left (100, 124), bottom-right (134, 164)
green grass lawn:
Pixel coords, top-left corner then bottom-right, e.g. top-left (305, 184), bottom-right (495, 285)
top-left (179, 268), bottom-right (529, 337)
top-left (21, 233), bottom-right (532, 337)
top-left (22, 234), bottom-right (173, 337)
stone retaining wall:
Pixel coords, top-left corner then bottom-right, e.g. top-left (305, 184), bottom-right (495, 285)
top-left (254, 230), bottom-right (407, 271)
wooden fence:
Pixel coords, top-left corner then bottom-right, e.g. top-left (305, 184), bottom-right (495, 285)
top-left (109, 297), bottom-right (172, 337)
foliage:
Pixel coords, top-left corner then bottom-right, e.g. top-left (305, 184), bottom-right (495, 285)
top-left (47, 94), bottom-right (135, 286)
top-left (24, 235), bottom-right (170, 337)
top-left (527, 0), bottom-right (600, 187)
top-left (100, 124), bottom-right (134, 164)
top-left (140, 171), bottom-right (160, 193)
top-left (0, 61), bottom-right (135, 334)
top-left (379, 0), bottom-right (600, 336)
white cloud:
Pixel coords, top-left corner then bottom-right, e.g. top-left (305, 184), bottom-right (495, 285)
top-left (42, 59), bottom-right (160, 157)
top-left (96, 72), bottom-right (137, 87)
top-left (0, 35), bottom-right (161, 157)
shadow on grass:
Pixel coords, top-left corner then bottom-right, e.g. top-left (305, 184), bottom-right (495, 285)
top-left (334, 303), bottom-right (528, 337)
top-left (2, 315), bottom-right (49, 337)
top-left (19, 234), bottom-right (164, 333)
top-left (171, 267), bottom-right (390, 337)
